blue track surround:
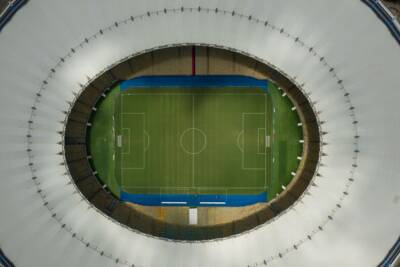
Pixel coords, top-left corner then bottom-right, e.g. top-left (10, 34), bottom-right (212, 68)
top-left (119, 75), bottom-right (268, 207)
top-left (120, 75), bottom-right (268, 91)
top-left (120, 191), bottom-right (267, 207)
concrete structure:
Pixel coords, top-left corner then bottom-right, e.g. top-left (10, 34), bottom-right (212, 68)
top-left (0, 0), bottom-right (399, 266)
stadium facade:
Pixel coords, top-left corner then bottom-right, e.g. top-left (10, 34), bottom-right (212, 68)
top-left (0, 0), bottom-right (399, 266)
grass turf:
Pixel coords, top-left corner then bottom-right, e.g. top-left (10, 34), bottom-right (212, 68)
top-left (269, 83), bottom-right (303, 197)
top-left (88, 81), bottom-right (302, 202)
top-left (88, 87), bottom-right (120, 195)
top-left (115, 87), bottom-right (272, 196)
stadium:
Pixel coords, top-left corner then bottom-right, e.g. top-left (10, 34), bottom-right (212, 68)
top-left (0, 0), bottom-right (399, 266)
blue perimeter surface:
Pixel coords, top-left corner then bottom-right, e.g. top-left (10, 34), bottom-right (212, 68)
top-left (120, 75), bottom-right (268, 91)
top-left (120, 191), bottom-right (267, 207)
top-left (119, 75), bottom-right (268, 207)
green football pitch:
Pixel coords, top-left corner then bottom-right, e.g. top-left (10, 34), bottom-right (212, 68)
top-left (115, 87), bottom-right (272, 196)
top-left (88, 77), bottom-right (303, 206)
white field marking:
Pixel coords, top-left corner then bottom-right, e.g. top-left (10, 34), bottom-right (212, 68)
top-left (123, 93), bottom-right (266, 96)
top-left (120, 93), bottom-right (124, 188)
top-left (257, 128), bottom-right (266, 155)
top-left (179, 128), bottom-right (207, 155)
top-left (121, 128), bottom-right (130, 154)
top-left (271, 90), bottom-right (278, 190)
top-left (121, 93), bottom-right (269, 189)
top-left (241, 112), bottom-right (245, 169)
top-left (242, 113), bottom-right (267, 170)
top-left (112, 114), bottom-right (116, 188)
top-left (160, 187), bottom-right (190, 194)
top-left (122, 85), bottom-right (261, 90)
top-left (121, 113), bottom-right (146, 170)
top-left (236, 130), bottom-right (244, 152)
top-left (199, 202), bottom-right (226, 205)
top-left (192, 95), bottom-right (195, 188)
top-left (121, 112), bottom-right (146, 115)
top-left (264, 93), bottom-right (267, 188)
top-left (117, 135), bottom-right (122, 147)
top-left (123, 93), bottom-right (262, 188)
top-left (266, 135), bottom-right (271, 148)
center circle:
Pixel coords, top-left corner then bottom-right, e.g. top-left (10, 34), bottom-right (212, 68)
top-left (179, 128), bottom-right (207, 155)
top-left (67, 46), bottom-right (314, 241)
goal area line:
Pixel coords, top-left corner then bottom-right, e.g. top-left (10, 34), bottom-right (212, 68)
top-left (119, 191), bottom-right (268, 207)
